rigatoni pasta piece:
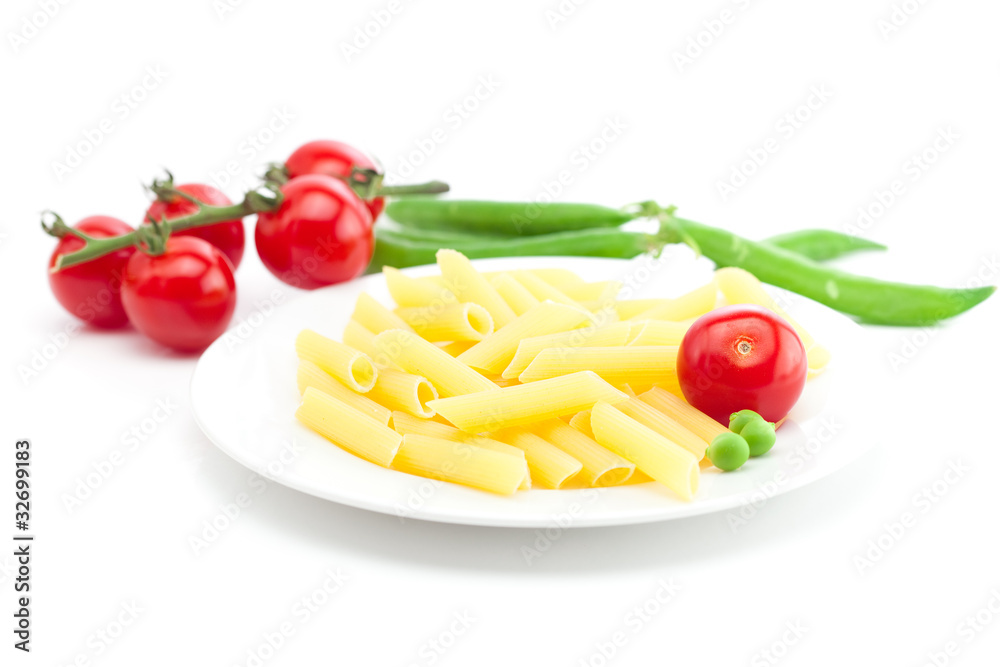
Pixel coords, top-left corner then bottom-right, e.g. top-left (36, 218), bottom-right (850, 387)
top-left (518, 346), bottom-right (679, 387)
top-left (457, 302), bottom-right (591, 374)
top-left (490, 272), bottom-right (541, 315)
top-left (590, 402), bottom-right (700, 501)
top-left (296, 360), bottom-right (392, 426)
top-left (367, 367), bottom-right (439, 418)
top-left (436, 249), bottom-right (517, 328)
top-left (630, 282), bottom-right (718, 321)
top-left (383, 266), bottom-right (456, 308)
top-left (627, 320), bottom-right (691, 347)
top-left (502, 322), bottom-right (632, 379)
top-left (395, 303), bottom-right (494, 342)
top-left (532, 419), bottom-right (634, 487)
top-left (342, 319), bottom-right (379, 359)
top-left (714, 267), bottom-right (830, 373)
top-left (296, 329), bottom-right (378, 392)
top-left (638, 386), bottom-right (728, 443)
top-left (351, 292), bottom-right (414, 334)
top-left (373, 329), bottom-right (498, 398)
top-left (492, 427), bottom-right (582, 489)
top-left (296, 387), bottom-right (401, 467)
top-left (615, 397), bottom-right (709, 459)
top-left (392, 435), bottom-right (526, 495)
top-left (427, 371), bottom-right (627, 432)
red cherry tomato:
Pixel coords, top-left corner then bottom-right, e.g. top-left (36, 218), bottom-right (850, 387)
top-left (255, 174), bottom-right (374, 290)
top-left (121, 236), bottom-right (237, 352)
top-left (285, 140), bottom-right (384, 221)
top-left (145, 183), bottom-right (245, 269)
top-left (48, 216), bottom-right (135, 328)
top-left (676, 305), bottom-right (807, 424)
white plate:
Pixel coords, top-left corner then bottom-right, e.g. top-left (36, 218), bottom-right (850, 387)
top-left (191, 251), bottom-right (877, 528)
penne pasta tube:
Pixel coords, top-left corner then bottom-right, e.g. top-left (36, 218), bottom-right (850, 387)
top-left (501, 321), bottom-right (632, 379)
top-left (457, 302), bottom-right (592, 374)
top-left (615, 298), bottom-right (669, 320)
top-left (590, 402), bottom-right (700, 501)
top-left (342, 319), bottom-right (379, 359)
top-left (296, 360), bottom-right (392, 426)
top-left (392, 434), bottom-right (526, 495)
top-left (714, 267), bottom-right (830, 374)
top-left (438, 340), bottom-right (477, 357)
top-left (559, 280), bottom-right (623, 302)
top-left (395, 303), bottom-right (494, 342)
top-left (638, 386), bottom-right (728, 443)
top-left (492, 427), bottom-right (582, 489)
top-left (568, 410), bottom-right (594, 439)
top-left (351, 292), bottom-right (414, 334)
top-left (296, 329), bottom-right (378, 392)
top-left (627, 320), bottom-right (691, 347)
top-left (490, 272), bottom-right (541, 315)
top-left (518, 346), bottom-right (679, 387)
top-left (531, 419), bottom-right (634, 487)
top-left (295, 387), bottom-right (401, 467)
top-left (630, 282), bottom-right (718, 321)
top-left (427, 371), bottom-right (627, 432)
top-left (383, 266), bottom-right (457, 308)
top-left (367, 367), bottom-right (439, 418)
top-left (484, 268), bottom-right (585, 288)
top-left (436, 249), bottom-right (517, 328)
top-left (391, 411), bottom-right (531, 489)
top-left (615, 397), bottom-right (710, 459)
top-left (509, 270), bottom-right (580, 307)
top-left (373, 329), bottom-right (498, 398)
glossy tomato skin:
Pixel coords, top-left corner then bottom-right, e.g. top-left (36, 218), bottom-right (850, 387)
top-left (285, 140), bottom-right (384, 221)
top-left (255, 174), bottom-right (374, 290)
top-left (676, 305), bottom-right (807, 424)
top-left (48, 216), bottom-right (135, 328)
top-left (145, 183), bottom-right (245, 269)
top-left (121, 236), bottom-right (237, 352)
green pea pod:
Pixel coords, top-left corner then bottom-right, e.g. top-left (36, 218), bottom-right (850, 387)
top-left (368, 227), bottom-right (662, 273)
top-left (671, 216), bottom-right (995, 326)
top-left (763, 229), bottom-right (887, 262)
top-left (385, 199), bottom-right (637, 236)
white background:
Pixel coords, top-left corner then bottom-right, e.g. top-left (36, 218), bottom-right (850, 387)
top-left (2, 0), bottom-right (999, 665)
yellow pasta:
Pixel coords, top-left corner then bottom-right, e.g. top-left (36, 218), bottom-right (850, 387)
top-left (627, 320), bottom-right (691, 347)
top-left (531, 419), bottom-right (634, 487)
top-left (568, 410), bottom-right (593, 438)
top-left (509, 270), bottom-right (580, 307)
top-left (342, 319), bottom-right (379, 359)
top-left (439, 340), bottom-right (477, 357)
top-left (373, 329), bottom-right (498, 398)
top-left (615, 298), bottom-right (668, 320)
top-left (296, 329), bottom-right (378, 392)
top-left (492, 427), bottom-right (582, 489)
top-left (590, 402), bottom-right (700, 501)
top-left (714, 267), bottom-right (830, 374)
top-left (519, 346), bottom-right (678, 387)
top-left (427, 371), bottom-right (627, 432)
top-left (501, 321), bottom-right (632, 379)
top-left (383, 266), bottom-right (457, 308)
top-left (489, 272), bottom-right (541, 315)
top-left (295, 387), bottom-right (401, 467)
top-left (351, 292), bottom-right (414, 334)
top-left (392, 434), bottom-right (525, 495)
top-left (484, 268), bottom-right (584, 288)
top-left (395, 303), bottom-right (494, 342)
top-left (638, 386), bottom-right (728, 443)
top-left (559, 281), bottom-right (623, 302)
top-left (457, 302), bottom-right (592, 373)
top-left (296, 360), bottom-right (392, 426)
top-left (615, 397), bottom-right (709, 459)
top-left (630, 282), bottom-right (718, 321)
top-left (436, 249), bottom-right (516, 328)
top-left (367, 367), bottom-right (439, 418)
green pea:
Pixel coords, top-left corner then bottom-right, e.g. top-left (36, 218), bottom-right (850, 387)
top-left (729, 409), bottom-right (764, 434)
top-left (706, 433), bottom-right (750, 472)
top-left (741, 419), bottom-right (777, 457)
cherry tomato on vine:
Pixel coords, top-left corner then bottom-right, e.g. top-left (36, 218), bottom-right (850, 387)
top-left (48, 216), bottom-right (135, 328)
top-left (255, 174), bottom-right (374, 290)
top-left (676, 305), bottom-right (807, 424)
top-left (121, 236), bottom-right (237, 352)
top-left (145, 183), bottom-right (245, 269)
top-left (284, 140), bottom-right (384, 221)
